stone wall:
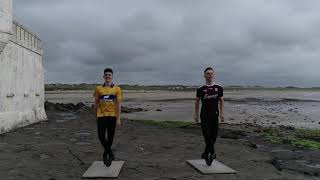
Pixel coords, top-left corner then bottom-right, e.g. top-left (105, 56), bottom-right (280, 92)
top-left (0, 0), bottom-right (47, 134)
top-left (0, 0), bottom-right (12, 53)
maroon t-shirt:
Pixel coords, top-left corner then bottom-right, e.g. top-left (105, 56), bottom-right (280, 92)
top-left (196, 84), bottom-right (223, 118)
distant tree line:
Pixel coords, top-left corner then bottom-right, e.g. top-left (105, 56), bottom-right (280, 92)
top-left (45, 84), bottom-right (320, 91)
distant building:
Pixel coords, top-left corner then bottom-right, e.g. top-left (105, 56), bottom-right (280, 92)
top-left (0, 0), bottom-right (46, 134)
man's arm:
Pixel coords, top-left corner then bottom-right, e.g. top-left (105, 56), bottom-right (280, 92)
top-left (194, 97), bottom-right (200, 123)
top-left (116, 99), bottom-right (121, 128)
top-left (115, 87), bottom-right (122, 128)
top-left (93, 87), bottom-right (99, 117)
top-left (219, 97), bottom-right (224, 122)
top-left (94, 95), bottom-right (99, 117)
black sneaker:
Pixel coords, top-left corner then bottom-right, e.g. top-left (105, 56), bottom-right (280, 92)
top-left (103, 151), bottom-right (112, 167)
top-left (109, 150), bottom-right (115, 161)
top-left (103, 151), bottom-right (109, 166)
top-left (105, 154), bottom-right (112, 167)
top-left (201, 152), bottom-right (208, 159)
top-left (109, 154), bottom-right (115, 161)
top-left (206, 153), bottom-right (216, 166)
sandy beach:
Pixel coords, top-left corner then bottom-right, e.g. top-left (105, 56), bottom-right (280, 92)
top-left (45, 89), bottom-right (320, 129)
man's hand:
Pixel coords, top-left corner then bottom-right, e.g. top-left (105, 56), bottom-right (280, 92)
top-left (220, 115), bottom-right (225, 123)
top-left (116, 119), bottom-right (121, 129)
top-left (194, 97), bottom-right (200, 124)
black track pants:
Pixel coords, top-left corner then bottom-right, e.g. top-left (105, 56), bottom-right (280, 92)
top-left (201, 115), bottom-right (219, 154)
top-left (97, 117), bottom-right (116, 155)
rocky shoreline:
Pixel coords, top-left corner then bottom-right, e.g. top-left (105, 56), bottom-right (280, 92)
top-left (44, 101), bottom-right (146, 114)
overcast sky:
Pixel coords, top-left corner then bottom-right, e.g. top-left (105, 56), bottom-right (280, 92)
top-left (13, 0), bottom-right (320, 87)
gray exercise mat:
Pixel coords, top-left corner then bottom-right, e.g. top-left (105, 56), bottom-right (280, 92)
top-left (187, 159), bottom-right (236, 174)
top-left (82, 161), bottom-right (124, 178)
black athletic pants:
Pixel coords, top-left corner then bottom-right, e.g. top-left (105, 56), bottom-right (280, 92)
top-left (201, 115), bottom-right (219, 155)
top-left (97, 116), bottom-right (116, 155)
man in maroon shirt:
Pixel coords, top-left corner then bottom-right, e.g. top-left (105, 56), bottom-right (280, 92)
top-left (194, 67), bottom-right (225, 166)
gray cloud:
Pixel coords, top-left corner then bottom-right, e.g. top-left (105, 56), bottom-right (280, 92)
top-left (13, 0), bottom-right (320, 86)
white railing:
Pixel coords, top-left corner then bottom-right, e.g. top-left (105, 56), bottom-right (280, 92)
top-left (12, 20), bottom-right (42, 52)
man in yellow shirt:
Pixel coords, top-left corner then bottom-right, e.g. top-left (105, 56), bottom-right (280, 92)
top-left (93, 68), bottom-right (122, 167)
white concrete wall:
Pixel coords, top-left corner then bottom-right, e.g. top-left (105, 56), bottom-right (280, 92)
top-left (0, 0), bottom-right (12, 53)
top-left (0, 0), bottom-right (12, 33)
top-left (0, 0), bottom-right (47, 134)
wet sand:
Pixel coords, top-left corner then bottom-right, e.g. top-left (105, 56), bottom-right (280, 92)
top-left (45, 90), bottom-right (320, 129)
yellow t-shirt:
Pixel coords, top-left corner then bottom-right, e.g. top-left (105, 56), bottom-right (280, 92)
top-left (93, 85), bottom-right (122, 117)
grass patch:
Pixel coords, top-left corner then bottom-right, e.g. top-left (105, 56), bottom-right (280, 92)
top-left (129, 119), bottom-right (195, 128)
top-left (263, 129), bottom-right (320, 150)
top-left (265, 135), bottom-right (320, 150)
top-left (295, 129), bottom-right (320, 141)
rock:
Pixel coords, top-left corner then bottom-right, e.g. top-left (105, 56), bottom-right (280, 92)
top-left (75, 102), bottom-right (85, 109)
top-left (44, 101), bottom-right (56, 111)
top-left (45, 101), bottom-right (143, 114)
top-left (121, 107), bottom-right (144, 113)
top-left (271, 158), bottom-right (282, 171)
top-left (254, 129), bottom-right (264, 133)
top-left (248, 141), bottom-right (258, 149)
top-left (279, 125), bottom-right (295, 130)
top-left (62, 103), bottom-right (76, 110)
top-left (271, 158), bottom-right (320, 176)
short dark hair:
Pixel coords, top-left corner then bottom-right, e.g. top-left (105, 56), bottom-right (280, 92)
top-left (204, 67), bottom-right (214, 73)
top-left (104, 68), bottom-right (113, 74)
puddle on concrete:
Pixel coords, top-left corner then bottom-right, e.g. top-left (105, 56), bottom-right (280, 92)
top-left (75, 132), bottom-right (91, 136)
top-left (75, 142), bottom-right (91, 145)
